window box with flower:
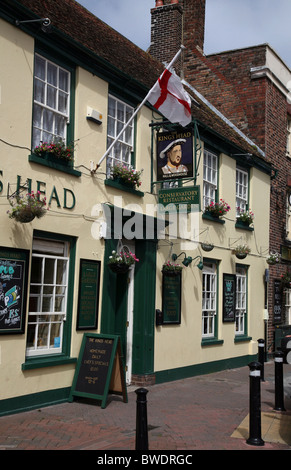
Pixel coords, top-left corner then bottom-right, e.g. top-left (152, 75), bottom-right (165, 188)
top-left (236, 208), bottom-right (254, 230)
top-left (108, 248), bottom-right (139, 274)
top-left (29, 141), bottom-right (81, 177)
top-left (105, 163), bottom-right (144, 196)
top-left (8, 191), bottom-right (48, 223)
top-left (203, 199), bottom-right (230, 224)
top-left (281, 270), bottom-right (291, 288)
top-left (232, 244), bottom-right (251, 260)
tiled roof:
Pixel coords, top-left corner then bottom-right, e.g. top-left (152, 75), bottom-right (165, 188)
top-left (10, 0), bottom-right (269, 162)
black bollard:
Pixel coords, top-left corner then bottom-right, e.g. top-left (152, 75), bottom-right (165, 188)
top-left (274, 350), bottom-right (286, 412)
top-left (135, 388), bottom-right (149, 450)
top-left (246, 362), bottom-right (264, 446)
top-left (257, 339), bottom-right (265, 381)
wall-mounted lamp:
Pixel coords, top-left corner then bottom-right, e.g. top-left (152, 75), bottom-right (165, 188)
top-left (172, 253), bottom-right (203, 269)
top-left (15, 17), bottom-right (52, 33)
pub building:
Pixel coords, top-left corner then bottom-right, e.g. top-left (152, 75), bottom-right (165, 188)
top-left (0, 0), bottom-right (273, 415)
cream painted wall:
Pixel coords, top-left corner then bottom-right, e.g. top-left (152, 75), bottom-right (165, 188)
top-left (154, 151), bottom-right (270, 372)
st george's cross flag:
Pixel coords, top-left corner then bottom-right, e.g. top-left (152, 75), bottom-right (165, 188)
top-left (147, 68), bottom-right (192, 127)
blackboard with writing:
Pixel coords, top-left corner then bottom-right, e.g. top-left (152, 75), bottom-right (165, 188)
top-left (274, 279), bottom-right (283, 324)
top-left (223, 274), bottom-right (236, 322)
top-left (162, 272), bottom-right (182, 324)
top-left (0, 247), bottom-right (29, 334)
top-left (69, 333), bottom-right (127, 408)
top-left (76, 259), bottom-right (100, 330)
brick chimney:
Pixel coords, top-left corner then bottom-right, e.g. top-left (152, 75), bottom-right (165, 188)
top-left (150, 0), bottom-right (206, 70)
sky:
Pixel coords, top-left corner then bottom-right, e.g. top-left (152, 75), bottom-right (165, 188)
top-left (77, 0), bottom-right (291, 69)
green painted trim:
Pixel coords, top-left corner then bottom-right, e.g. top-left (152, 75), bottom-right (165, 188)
top-left (0, 387), bottom-right (71, 417)
top-left (234, 335), bottom-right (252, 343)
top-left (28, 154), bottom-right (81, 177)
top-left (202, 213), bottom-right (225, 224)
top-left (104, 179), bottom-right (144, 197)
top-left (201, 339), bottom-right (224, 346)
top-left (155, 354), bottom-right (257, 384)
top-left (22, 355), bottom-right (77, 371)
top-left (235, 222), bottom-right (254, 231)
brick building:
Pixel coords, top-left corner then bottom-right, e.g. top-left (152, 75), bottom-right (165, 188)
top-left (150, 0), bottom-right (291, 354)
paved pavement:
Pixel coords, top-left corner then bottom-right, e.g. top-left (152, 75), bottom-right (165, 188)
top-left (0, 361), bottom-right (291, 453)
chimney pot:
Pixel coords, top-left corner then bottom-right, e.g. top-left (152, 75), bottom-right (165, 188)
top-left (170, 0), bottom-right (179, 4)
top-left (155, 0), bottom-right (164, 6)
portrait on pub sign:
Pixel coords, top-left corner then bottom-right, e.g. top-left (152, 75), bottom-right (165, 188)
top-left (157, 129), bottom-right (193, 182)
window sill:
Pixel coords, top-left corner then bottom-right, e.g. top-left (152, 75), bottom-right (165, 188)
top-left (234, 335), bottom-right (252, 343)
top-left (29, 154), bottom-right (81, 177)
top-left (105, 178), bottom-right (144, 196)
top-left (22, 354), bottom-right (77, 371)
top-left (235, 222), bottom-right (254, 231)
top-left (202, 213), bottom-right (225, 224)
top-left (201, 338), bottom-right (224, 347)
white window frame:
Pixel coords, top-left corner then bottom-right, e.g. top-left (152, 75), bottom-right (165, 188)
top-left (203, 149), bottom-right (218, 210)
top-left (286, 117), bottom-right (291, 157)
top-left (26, 239), bottom-right (69, 357)
top-left (285, 288), bottom-right (291, 325)
top-left (236, 167), bottom-right (248, 216)
top-left (106, 95), bottom-right (134, 177)
top-left (32, 53), bottom-right (70, 149)
top-left (202, 263), bottom-right (217, 338)
top-left (235, 267), bottom-right (247, 336)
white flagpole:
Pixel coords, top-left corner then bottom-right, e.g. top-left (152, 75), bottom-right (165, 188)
top-left (95, 45), bottom-right (185, 169)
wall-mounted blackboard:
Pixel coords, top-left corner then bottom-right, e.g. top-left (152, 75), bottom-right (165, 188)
top-left (223, 273), bottom-right (236, 322)
top-left (69, 333), bottom-right (127, 408)
top-left (0, 246), bottom-right (30, 334)
top-left (76, 259), bottom-right (100, 330)
top-left (274, 279), bottom-right (283, 324)
top-left (162, 272), bottom-right (181, 324)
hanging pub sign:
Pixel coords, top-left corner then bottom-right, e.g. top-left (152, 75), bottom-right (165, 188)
top-left (0, 246), bottom-right (30, 334)
top-left (157, 129), bottom-right (193, 182)
top-left (158, 185), bottom-right (200, 214)
top-left (223, 273), bottom-right (236, 323)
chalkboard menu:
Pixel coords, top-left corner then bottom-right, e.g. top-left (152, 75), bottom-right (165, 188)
top-left (0, 246), bottom-right (29, 334)
top-left (274, 279), bottom-right (283, 324)
top-left (76, 259), bottom-right (100, 330)
top-left (69, 333), bottom-right (127, 408)
top-left (162, 272), bottom-right (181, 324)
top-left (223, 274), bottom-right (236, 322)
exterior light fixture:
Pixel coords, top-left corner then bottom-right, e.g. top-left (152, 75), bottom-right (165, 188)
top-left (15, 18), bottom-right (52, 33)
top-left (172, 253), bottom-right (203, 269)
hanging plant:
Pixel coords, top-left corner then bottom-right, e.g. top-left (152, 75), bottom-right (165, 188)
top-left (281, 269), bottom-right (291, 287)
top-left (201, 242), bottom-right (214, 252)
top-left (162, 261), bottom-right (183, 276)
top-left (111, 163), bottom-right (143, 188)
top-left (7, 191), bottom-right (48, 223)
top-left (108, 248), bottom-right (139, 274)
top-left (232, 244), bottom-right (251, 260)
top-left (266, 252), bottom-right (281, 265)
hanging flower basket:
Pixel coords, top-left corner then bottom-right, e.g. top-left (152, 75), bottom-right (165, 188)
top-left (281, 270), bottom-right (291, 287)
top-left (8, 191), bottom-right (48, 223)
top-left (108, 247), bottom-right (139, 274)
top-left (232, 244), bottom-right (251, 260)
top-left (266, 252), bottom-right (281, 265)
top-left (162, 261), bottom-right (183, 276)
top-left (201, 242), bottom-right (214, 252)
top-left (204, 199), bottom-right (231, 218)
top-left (111, 163), bottom-right (143, 189)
